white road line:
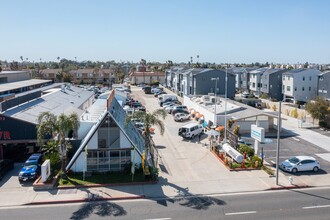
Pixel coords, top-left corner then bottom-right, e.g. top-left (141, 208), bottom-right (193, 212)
top-left (144, 218), bottom-right (171, 220)
top-left (302, 204), bottom-right (330, 209)
top-left (225, 211), bottom-right (257, 216)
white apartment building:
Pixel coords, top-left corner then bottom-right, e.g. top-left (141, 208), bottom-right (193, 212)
top-left (282, 69), bottom-right (321, 103)
top-left (249, 68), bottom-right (268, 97)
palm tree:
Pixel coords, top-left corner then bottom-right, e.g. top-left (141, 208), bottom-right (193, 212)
top-left (37, 112), bottom-right (79, 175)
top-left (126, 109), bottom-right (167, 167)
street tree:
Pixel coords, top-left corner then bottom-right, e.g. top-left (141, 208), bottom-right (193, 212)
top-left (125, 109), bottom-right (167, 167)
top-left (306, 96), bottom-right (330, 125)
top-left (37, 112), bottom-right (80, 175)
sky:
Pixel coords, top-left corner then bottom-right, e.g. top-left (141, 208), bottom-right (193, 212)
top-left (1, 0), bottom-right (330, 64)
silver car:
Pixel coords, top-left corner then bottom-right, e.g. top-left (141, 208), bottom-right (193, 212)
top-left (174, 113), bottom-right (190, 122)
top-left (280, 156), bottom-right (320, 173)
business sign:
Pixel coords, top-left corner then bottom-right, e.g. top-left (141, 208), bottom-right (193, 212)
top-left (41, 159), bottom-right (51, 183)
top-left (251, 124), bottom-right (265, 143)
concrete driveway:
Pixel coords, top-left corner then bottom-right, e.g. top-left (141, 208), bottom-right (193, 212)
top-left (131, 86), bottom-right (273, 194)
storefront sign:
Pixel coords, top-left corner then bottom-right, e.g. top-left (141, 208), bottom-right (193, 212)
top-left (0, 131), bottom-right (11, 140)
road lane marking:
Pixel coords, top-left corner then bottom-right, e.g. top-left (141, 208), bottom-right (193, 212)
top-left (302, 204), bottom-right (330, 209)
top-left (144, 218), bottom-right (171, 220)
top-left (225, 211), bottom-right (257, 216)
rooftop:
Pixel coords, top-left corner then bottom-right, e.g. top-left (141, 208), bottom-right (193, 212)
top-left (2, 85), bottom-right (94, 124)
top-left (0, 79), bottom-right (52, 93)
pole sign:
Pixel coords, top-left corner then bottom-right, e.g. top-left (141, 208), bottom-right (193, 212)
top-left (251, 124), bottom-right (265, 143)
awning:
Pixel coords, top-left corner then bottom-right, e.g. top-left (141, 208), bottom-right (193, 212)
top-left (192, 111), bottom-right (198, 117)
top-left (195, 113), bottom-right (204, 119)
top-left (215, 126), bottom-right (224, 131)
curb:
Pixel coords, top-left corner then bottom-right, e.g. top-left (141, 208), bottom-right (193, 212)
top-left (57, 180), bottom-right (157, 190)
top-left (268, 185), bottom-right (310, 190)
top-left (25, 195), bottom-right (145, 206)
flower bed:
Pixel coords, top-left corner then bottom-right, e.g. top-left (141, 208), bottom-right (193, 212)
top-left (212, 150), bottom-right (262, 171)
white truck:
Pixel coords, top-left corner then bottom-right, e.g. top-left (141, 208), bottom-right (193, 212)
top-left (178, 122), bottom-right (204, 139)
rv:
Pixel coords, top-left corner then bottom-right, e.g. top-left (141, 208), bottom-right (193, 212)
top-left (178, 123), bottom-right (204, 139)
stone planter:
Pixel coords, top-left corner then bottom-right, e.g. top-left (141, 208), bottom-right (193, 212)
top-left (33, 174), bottom-right (60, 190)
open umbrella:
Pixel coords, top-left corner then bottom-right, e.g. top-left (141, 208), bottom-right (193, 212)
top-left (205, 129), bottom-right (220, 136)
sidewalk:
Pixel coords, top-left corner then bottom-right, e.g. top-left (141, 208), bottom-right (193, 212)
top-left (0, 170), bottom-right (309, 207)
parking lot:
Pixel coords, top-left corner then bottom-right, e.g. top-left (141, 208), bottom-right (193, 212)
top-left (260, 135), bottom-right (330, 176)
top-left (132, 85), bottom-right (330, 179)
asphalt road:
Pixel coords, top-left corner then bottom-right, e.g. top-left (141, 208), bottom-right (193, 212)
top-left (1, 188), bottom-right (329, 220)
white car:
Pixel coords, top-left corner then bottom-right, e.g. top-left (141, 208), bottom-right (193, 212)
top-left (174, 113), bottom-right (190, 122)
top-left (280, 156), bottom-right (320, 173)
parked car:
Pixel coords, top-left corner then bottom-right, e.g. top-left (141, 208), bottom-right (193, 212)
top-left (154, 91), bottom-right (166, 97)
top-left (171, 106), bottom-right (188, 115)
top-left (166, 105), bottom-right (180, 113)
top-left (280, 156), bottom-right (320, 173)
top-left (163, 102), bottom-right (177, 109)
top-left (18, 153), bottom-right (43, 182)
top-left (174, 113), bottom-right (191, 122)
top-left (178, 123), bottom-right (204, 139)
top-left (172, 109), bottom-right (189, 115)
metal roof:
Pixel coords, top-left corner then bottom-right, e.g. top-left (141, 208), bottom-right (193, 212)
top-left (0, 79), bottom-right (52, 93)
top-left (2, 86), bottom-right (94, 124)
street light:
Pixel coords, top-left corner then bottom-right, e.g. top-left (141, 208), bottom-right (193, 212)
top-left (224, 67), bottom-right (228, 143)
top-left (211, 77), bottom-right (219, 127)
top-left (276, 101), bottom-right (282, 185)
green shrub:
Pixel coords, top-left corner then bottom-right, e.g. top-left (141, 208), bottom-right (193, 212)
top-left (251, 155), bottom-right (263, 168)
top-left (149, 166), bottom-right (159, 181)
top-left (229, 162), bottom-right (241, 169)
top-left (238, 144), bottom-right (255, 158)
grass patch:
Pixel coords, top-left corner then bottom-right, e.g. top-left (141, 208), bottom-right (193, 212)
top-left (58, 172), bottom-right (147, 186)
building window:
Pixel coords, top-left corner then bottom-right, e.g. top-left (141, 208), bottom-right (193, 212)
top-left (282, 85), bottom-right (285, 91)
top-left (287, 76), bottom-right (290, 80)
top-left (309, 76), bottom-right (312, 81)
top-left (295, 87), bottom-right (297, 91)
top-left (303, 76), bottom-right (305, 81)
top-left (286, 86), bottom-right (291, 91)
top-left (252, 82), bottom-right (256, 88)
top-left (302, 87), bottom-right (305, 91)
top-left (309, 86), bottom-right (311, 91)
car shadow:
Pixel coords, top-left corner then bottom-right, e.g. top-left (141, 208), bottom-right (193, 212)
top-left (291, 169), bottom-right (328, 176)
top-left (155, 145), bottom-right (166, 149)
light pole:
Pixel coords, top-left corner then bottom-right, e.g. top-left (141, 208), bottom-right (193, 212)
top-left (211, 77), bottom-right (219, 127)
top-left (276, 101), bottom-right (282, 185)
top-left (224, 67), bottom-right (228, 143)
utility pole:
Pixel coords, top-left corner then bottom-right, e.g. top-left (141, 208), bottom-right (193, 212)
top-left (276, 101), bottom-right (282, 185)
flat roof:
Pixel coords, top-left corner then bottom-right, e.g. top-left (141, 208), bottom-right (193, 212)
top-left (2, 85), bottom-right (94, 124)
top-left (190, 95), bottom-right (277, 120)
top-left (0, 79), bottom-right (52, 93)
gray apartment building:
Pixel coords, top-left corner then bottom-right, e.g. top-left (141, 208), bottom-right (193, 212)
top-left (260, 68), bottom-right (287, 101)
top-left (318, 71), bottom-right (330, 101)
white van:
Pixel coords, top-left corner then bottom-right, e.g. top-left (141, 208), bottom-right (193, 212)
top-left (178, 123), bottom-right (204, 139)
top-left (158, 94), bottom-right (177, 102)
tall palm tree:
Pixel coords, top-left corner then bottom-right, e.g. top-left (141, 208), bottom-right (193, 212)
top-left (37, 112), bottom-right (80, 174)
top-left (126, 109), bottom-right (167, 166)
